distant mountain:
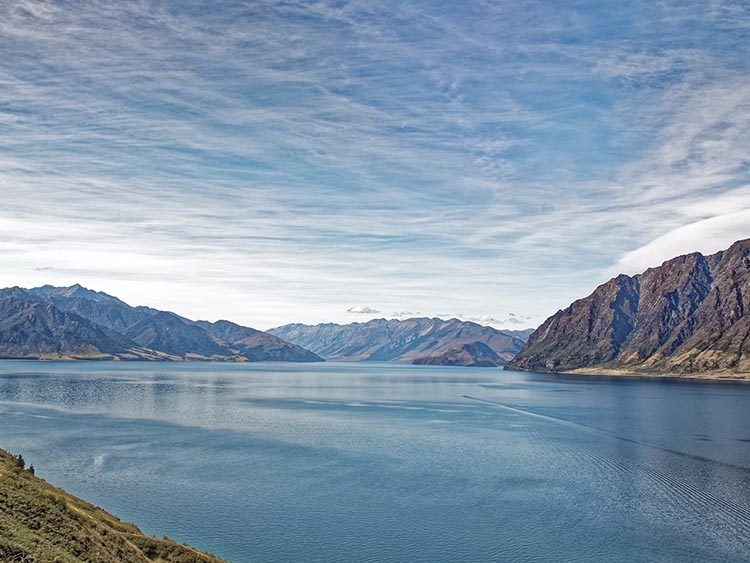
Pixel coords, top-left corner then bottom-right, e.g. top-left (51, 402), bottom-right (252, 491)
top-left (0, 291), bottom-right (154, 360)
top-left (413, 341), bottom-right (501, 367)
top-left (507, 238), bottom-right (750, 377)
top-left (268, 317), bottom-right (525, 365)
top-left (196, 320), bottom-right (323, 362)
top-left (124, 312), bottom-right (233, 358)
top-left (0, 285), bottom-right (322, 362)
top-left (501, 328), bottom-right (535, 343)
top-left (29, 283), bottom-right (159, 333)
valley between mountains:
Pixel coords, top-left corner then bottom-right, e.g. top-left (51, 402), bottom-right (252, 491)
top-left (1, 238), bottom-right (749, 377)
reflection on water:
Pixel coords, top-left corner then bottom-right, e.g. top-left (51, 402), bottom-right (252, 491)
top-left (1, 361), bottom-right (750, 563)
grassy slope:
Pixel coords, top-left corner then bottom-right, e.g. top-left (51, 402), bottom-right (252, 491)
top-left (0, 449), bottom-right (229, 563)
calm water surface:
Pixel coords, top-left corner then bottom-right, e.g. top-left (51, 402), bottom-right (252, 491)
top-left (1, 361), bottom-right (750, 562)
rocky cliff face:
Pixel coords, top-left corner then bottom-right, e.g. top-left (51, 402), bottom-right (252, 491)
top-left (506, 239), bottom-right (750, 376)
top-left (269, 317), bottom-right (525, 364)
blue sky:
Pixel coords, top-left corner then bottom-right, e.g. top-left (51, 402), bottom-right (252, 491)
top-left (1, 0), bottom-right (749, 330)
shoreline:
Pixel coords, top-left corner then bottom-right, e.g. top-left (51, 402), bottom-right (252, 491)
top-left (567, 366), bottom-right (750, 382)
top-left (3, 357), bottom-right (749, 382)
top-left (504, 365), bottom-right (750, 384)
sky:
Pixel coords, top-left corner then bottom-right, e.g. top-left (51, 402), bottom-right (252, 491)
top-left (1, 0), bottom-right (749, 330)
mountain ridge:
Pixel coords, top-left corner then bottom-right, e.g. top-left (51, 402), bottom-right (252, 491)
top-left (412, 341), bottom-right (502, 367)
top-left (0, 285), bottom-right (323, 363)
top-left (269, 317), bottom-right (527, 365)
top-left (0, 294), bottom-right (154, 360)
top-left (197, 319), bottom-right (324, 362)
top-left (506, 238), bottom-right (750, 378)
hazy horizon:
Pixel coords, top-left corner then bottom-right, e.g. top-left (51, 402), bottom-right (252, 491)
top-left (2, 1), bottom-right (749, 330)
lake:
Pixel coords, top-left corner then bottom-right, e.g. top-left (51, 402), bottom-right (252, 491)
top-left (1, 361), bottom-right (750, 562)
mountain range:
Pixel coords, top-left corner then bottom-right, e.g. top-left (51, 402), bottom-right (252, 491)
top-left (412, 341), bottom-right (503, 367)
top-left (268, 318), bottom-right (528, 366)
top-left (0, 285), bottom-right (322, 362)
top-left (507, 238), bottom-right (750, 378)
top-left (9, 235), bottom-right (748, 376)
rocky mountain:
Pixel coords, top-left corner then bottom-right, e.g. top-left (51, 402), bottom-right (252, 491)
top-left (0, 291), bottom-right (156, 360)
top-left (0, 285), bottom-right (322, 362)
top-left (196, 320), bottom-right (323, 362)
top-left (29, 284), bottom-right (159, 333)
top-left (507, 238), bottom-right (750, 377)
top-left (268, 317), bottom-right (526, 365)
top-left (412, 341), bottom-right (502, 367)
top-left (124, 312), bottom-right (234, 358)
top-left (502, 328), bottom-right (535, 342)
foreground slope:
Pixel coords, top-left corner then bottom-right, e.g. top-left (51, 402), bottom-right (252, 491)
top-left (0, 449), bottom-right (228, 563)
top-left (507, 238), bottom-right (750, 377)
top-left (269, 317), bottom-right (525, 364)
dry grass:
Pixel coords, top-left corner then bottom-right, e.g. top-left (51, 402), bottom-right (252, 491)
top-left (0, 449), bottom-right (229, 563)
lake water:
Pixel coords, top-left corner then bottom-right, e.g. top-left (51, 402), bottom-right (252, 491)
top-left (1, 361), bottom-right (750, 562)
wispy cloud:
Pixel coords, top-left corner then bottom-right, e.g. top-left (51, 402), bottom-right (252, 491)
top-left (347, 306), bottom-right (380, 314)
top-left (0, 1), bottom-right (748, 328)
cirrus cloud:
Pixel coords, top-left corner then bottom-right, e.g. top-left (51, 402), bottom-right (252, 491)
top-left (0, 0), bottom-right (748, 330)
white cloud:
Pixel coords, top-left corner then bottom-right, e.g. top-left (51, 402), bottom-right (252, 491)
top-left (391, 311), bottom-right (416, 319)
top-left (0, 1), bottom-right (748, 331)
top-left (444, 313), bottom-right (533, 328)
top-left (614, 209), bottom-right (750, 274)
top-left (347, 305), bottom-right (381, 314)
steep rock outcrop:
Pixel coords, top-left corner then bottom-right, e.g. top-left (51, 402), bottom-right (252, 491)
top-left (507, 239), bottom-right (750, 376)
